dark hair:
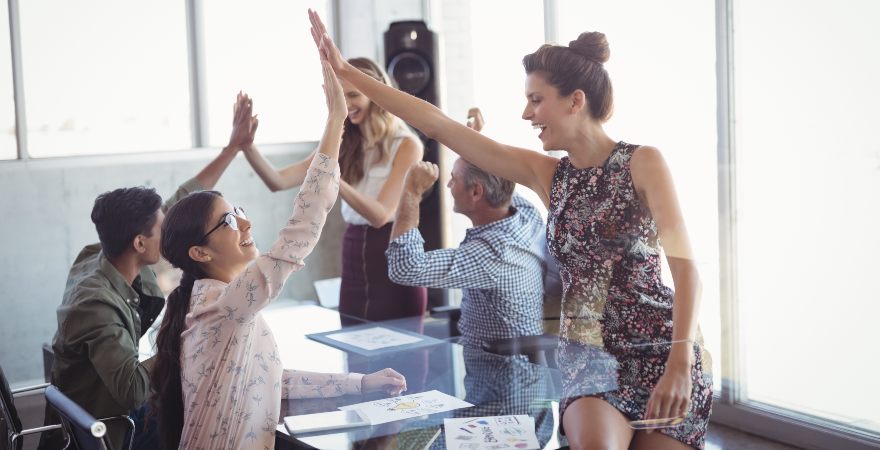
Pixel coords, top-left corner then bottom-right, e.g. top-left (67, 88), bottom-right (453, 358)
top-left (460, 159), bottom-right (514, 208)
top-left (522, 32), bottom-right (614, 122)
top-left (90, 187), bottom-right (162, 258)
top-left (150, 190), bottom-right (221, 450)
top-left (339, 57), bottom-right (398, 184)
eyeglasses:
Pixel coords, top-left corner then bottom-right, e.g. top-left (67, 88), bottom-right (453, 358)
top-left (203, 206), bottom-right (247, 239)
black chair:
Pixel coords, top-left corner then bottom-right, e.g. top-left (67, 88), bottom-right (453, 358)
top-left (44, 385), bottom-right (134, 450)
top-left (0, 365), bottom-right (65, 450)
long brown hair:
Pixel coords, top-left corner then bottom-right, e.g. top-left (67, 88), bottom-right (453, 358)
top-left (339, 57), bottom-right (400, 184)
top-left (150, 191), bottom-right (220, 450)
top-left (522, 32), bottom-right (614, 122)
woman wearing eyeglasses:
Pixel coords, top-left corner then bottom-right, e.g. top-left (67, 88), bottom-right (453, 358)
top-left (149, 63), bottom-right (406, 450)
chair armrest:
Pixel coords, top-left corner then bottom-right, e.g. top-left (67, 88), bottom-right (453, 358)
top-left (97, 414), bottom-right (135, 430)
top-left (12, 382), bottom-right (49, 398)
top-left (16, 424), bottom-right (64, 436)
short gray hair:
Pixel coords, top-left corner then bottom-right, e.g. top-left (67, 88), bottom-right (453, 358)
top-left (460, 159), bottom-right (515, 208)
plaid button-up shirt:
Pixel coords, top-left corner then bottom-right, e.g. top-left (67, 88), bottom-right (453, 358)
top-left (386, 194), bottom-right (545, 347)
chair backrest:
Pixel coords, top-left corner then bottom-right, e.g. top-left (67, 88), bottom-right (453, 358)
top-left (44, 385), bottom-right (111, 450)
top-left (0, 364), bottom-right (23, 446)
top-left (314, 277), bottom-right (342, 309)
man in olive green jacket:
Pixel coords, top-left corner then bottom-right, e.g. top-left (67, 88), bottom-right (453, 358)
top-left (39, 94), bottom-right (258, 450)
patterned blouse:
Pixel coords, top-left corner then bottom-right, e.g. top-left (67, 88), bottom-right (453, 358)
top-left (177, 154), bottom-right (363, 450)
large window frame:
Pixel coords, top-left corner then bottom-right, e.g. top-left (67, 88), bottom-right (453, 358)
top-left (438, 0), bottom-right (880, 448)
top-left (1, 0), bottom-right (335, 162)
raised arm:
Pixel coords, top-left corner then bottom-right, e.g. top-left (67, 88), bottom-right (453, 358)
top-left (196, 92), bottom-right (258, 189)
top-left (630, 146), bottom-right (701, 423)
top-left (307, 9), bottom-right (557, 205)
top-left (211, 62), bottom-right (346, 316)
top-left (242, 146), bottom-right (316, 192)
top-left (339, 136), bottom-right (422, 228)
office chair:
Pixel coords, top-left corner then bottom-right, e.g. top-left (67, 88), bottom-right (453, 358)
top-left (0, 365), bottom-right (65, 450)
top-left (44, 385), bottom-right (134, 450)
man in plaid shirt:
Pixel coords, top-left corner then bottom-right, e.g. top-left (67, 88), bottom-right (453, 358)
top-left (386, 156), bottom-right (545, 348)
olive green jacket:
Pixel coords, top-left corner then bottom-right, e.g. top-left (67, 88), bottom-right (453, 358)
top-left (46, 178), bottom-right (202, 446)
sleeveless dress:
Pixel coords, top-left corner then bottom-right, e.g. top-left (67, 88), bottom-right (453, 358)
top-left (547, 142), bottom-right (713, 449)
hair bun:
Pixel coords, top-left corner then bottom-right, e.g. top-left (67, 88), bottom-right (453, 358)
top-left (568, 32), bottom-right (610, 64)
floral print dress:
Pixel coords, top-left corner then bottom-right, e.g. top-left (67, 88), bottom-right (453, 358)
top-left (547, 142), bottom-right (713, 449)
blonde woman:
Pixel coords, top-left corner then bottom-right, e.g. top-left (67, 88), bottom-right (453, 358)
top-left (243, 57), bottom-right (426, 321)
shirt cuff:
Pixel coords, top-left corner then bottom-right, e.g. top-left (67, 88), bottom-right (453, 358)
top-left (390, 228), bottom-right (424, 247)
top-left (346, 373), bottom-right (365, 394)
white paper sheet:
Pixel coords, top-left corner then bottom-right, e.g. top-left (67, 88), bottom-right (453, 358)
top-left (339, 390), bottom-right (473, 425)
top-left (443, 415), bottom-right (540, 450)
top-left (323, 326), bottom-right (423, 351)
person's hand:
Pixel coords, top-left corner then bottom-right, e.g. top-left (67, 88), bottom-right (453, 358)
top-left (466, 107), bottom-right (484, 132)
top-left (229, 91), bottom-right (258, 151)
top-left (321, 60), bottom-right (346, 122)
top-left (362, 368), bottom-right (407, 396)
top-left (308, 9), bottom-right (345, 72)
top-left (643, 363), bottom-right (692, 433)
top-left (404, 161), bottom-right (439, 196)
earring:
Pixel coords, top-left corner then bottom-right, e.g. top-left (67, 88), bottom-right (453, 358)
top-left (205, 256), bottom-right (212, 262)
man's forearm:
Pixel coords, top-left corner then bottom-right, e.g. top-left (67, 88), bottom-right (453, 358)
top-left (390, 190), bottom-right (421, 241)
top-left (195, 145), bottom-right (239, 189)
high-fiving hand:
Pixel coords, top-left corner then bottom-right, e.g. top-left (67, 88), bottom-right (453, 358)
top-left (229, 91), bottom-right (258, 151)
top-left (308, 9), bottom-right (345, 72)
top-left (320, 60), bottom-right (346, 123)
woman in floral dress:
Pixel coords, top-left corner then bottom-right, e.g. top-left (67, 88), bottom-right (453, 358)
top-left (308, 10), bottom-right (711, 450)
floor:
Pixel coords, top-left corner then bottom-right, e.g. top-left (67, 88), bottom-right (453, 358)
top-left (6, 392), bottom-right (805, 450)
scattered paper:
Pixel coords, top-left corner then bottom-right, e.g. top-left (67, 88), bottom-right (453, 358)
top-left (324, 326), bottom-right (423, 351)
top-left (444, 415), bottom-right (540, 450)
top-left (340, 390), bottom-right (473, 425)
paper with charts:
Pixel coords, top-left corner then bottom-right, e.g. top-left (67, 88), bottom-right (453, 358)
top-left (339, 390), bottom-right (473, 425)
top-left (444, 415), bottom-right (540, 450)
top-left (323, 326), bottom-right (423, 351)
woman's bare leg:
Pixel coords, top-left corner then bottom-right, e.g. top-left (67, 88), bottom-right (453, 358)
top-left (630, 429), bottom-right (694, 450)
top-left (563, 397), bottom-right (634, 450)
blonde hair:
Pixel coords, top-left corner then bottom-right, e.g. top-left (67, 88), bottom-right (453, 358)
top-left (339, 57), bottom-right (402, 184)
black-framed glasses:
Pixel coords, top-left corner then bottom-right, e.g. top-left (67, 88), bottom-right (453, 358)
top-left (203, 206), bottom-right (247, 239)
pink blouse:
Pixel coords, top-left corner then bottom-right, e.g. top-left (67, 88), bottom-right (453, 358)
top-left (177, 154), bottom-right (360, 450)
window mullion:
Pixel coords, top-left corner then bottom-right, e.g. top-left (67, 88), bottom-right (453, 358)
top-left (186, 0), bottom-right (207, 149)
top-left (715, 0), bottom-right (741, 405)
top-left (7, 0), bottom-right (27, 160)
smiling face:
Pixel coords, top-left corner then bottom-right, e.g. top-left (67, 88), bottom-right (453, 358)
top-left (342, 78), bottom-right (372, 125)
top-left (521, 72), bottom-right (580, 151)
top-left (199, 198), bottom-right (257, 279)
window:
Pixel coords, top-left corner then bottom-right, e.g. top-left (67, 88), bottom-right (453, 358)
top-left (449, 0), bottom-right (546, 248)
top-left (557, 0), bottom-right (721, 386)
top-left (18, 1), bottom-right (191, 158)
top-left (0, 3), bottom-right (16, 160)
top-left (733, 0), bottom-right (880, 434)
top-left (201, 1), bottom-right (331, 147)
